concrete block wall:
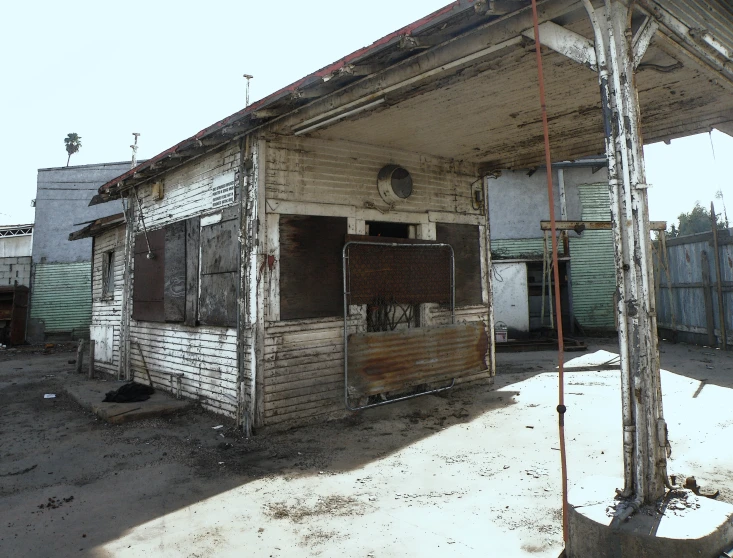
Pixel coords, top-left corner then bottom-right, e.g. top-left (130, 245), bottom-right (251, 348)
top-left (0, 256), bottom-right (32, 287)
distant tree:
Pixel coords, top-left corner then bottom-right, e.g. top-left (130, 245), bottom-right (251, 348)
top-left (64, 133), bottom-right (82, 166)
top-left (667, 201), bottom-right (726, 238)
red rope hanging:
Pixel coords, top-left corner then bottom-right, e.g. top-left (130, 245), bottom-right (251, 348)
top-left (530, 0), bottom-right (570, 544)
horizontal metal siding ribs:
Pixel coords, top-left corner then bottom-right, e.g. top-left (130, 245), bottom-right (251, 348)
top-left (569, 184), bottom-right (615, 330)
top-left (31, 262), bottom-right (92, 333)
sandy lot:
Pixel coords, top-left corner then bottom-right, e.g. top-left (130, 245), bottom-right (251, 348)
top-left (1, 340), bottom-right (732, 557)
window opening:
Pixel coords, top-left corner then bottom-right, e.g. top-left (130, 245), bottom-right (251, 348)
top-left (102, 250), bottom-right (114, 297)
top-left (364, 221), bottom-right (419, 331)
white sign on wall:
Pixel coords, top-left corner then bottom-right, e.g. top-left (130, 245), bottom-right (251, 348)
top-left (212, 172), bottom-right (236, 208)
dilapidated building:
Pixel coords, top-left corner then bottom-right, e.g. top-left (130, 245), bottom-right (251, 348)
top-left (72, 0), bottom-right (733, 440)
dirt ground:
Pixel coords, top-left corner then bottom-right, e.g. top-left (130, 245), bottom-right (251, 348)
top-left (1, 340), bottom-right (732, 557)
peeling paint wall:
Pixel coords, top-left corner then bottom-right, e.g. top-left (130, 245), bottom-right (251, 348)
top-left (88, 145), bottom-right (245, 417)
top-left (261, 135), bottom-right (491, 429)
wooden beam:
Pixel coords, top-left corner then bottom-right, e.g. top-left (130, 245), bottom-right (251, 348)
top-left (540, 220), bottom-right (667, 231)
top-left (275, 0), bottom-right (584, 132)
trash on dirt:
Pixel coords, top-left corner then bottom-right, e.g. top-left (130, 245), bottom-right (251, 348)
top-left (44, 394), bottom-right (56, 399)
top-left (212, 425), bottom-right (224, 430)
top-left (103, 382), bottom-right (154, 403)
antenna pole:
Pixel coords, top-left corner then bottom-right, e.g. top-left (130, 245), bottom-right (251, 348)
top-left (131, 133), bottom-right (141, 168)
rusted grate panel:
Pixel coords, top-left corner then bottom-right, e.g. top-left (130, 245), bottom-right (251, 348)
top-left (347, 322), bottom-right (488, 398)
top-left (345, 236), bottom-right (452, 305)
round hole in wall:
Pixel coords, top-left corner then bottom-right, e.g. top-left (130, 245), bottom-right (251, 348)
top-left (377, 164), bottom-right (413, 204)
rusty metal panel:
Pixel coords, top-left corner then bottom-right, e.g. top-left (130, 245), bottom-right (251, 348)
top-left (347, 322), bottom-right (488, 397)
top-left (132, 229), bottom-right (165, 322)
top-left (345, 237), bottom-right (452, 305)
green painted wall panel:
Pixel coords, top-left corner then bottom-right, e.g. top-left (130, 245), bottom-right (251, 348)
top-left (569, 184), bottom-right (615, 329)
top-left (31, 262), bottom-right (92, 333)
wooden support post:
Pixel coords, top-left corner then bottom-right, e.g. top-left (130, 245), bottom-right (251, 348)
top-left (711, 202), bottom-right (727, 350)
top-left (659, 233), bottom-right (677, 340)
top-left (701, 251), bottom-right (717, 347)
top-left (75, 339), bottom-right (84, 374)
top-left (88, 340), bottom-right (95, 380)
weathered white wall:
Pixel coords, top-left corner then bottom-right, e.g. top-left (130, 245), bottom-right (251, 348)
top-left (492, 262), bottom-right (529, 333)
top-left (262, 135), bottom-right (491, 429)
top-left (488, 166), bottom-right (608, 240)
top-left (0, 235), bottom-right (32, 257)
top-left (87, 144), bottom-right (245, 417)
top-left (0, 236), bottom-right (33, 287)
top-left (129, 144), bottom-right (242, 417)
top-left (90, 226), bottom-right (125, 375)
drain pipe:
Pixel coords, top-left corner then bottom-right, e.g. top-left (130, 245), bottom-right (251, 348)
top-left (581, 0), bottom-right (635, 500)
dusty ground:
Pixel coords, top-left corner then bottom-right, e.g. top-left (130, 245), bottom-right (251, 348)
top-left (1, 340), bottom-right (732, 557)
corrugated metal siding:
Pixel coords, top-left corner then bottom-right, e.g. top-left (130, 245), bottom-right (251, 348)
top-left (31, 262), bottom-right (92, 334)
top-left (569, 184), bottom-right (615, 329)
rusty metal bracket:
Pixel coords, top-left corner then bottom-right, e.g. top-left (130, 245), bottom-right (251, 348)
top-left (342, 240), bottom-right (456, 411)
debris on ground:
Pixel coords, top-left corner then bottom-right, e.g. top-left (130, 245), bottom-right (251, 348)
top-left (103, 382), bottom-right (155, 403)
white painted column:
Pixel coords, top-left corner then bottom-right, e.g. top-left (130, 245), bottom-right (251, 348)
top-left (585, 0), bottom-right (669, 507)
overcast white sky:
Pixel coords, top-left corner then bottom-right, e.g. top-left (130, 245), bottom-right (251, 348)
top-left (1, 1), bottom-right (730, 228)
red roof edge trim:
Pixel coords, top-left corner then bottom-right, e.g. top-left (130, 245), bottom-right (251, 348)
top-left (97, 1), bottom-right (476, 196)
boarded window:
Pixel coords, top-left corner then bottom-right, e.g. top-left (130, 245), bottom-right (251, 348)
top-left (436, 223), bottom-right (483, 306)
top-left (132, 220), bottom-right (197, 324)
top-left (279, 215), bottom-right (347, 320)
top-left (198, 212), bottom-right (238, 327)
top-left (102, 250), bottom-right (115, 297)
top-left (164, 221), bottom-right (186, 322)
top-left (132, 229), bottom-right (165, 321)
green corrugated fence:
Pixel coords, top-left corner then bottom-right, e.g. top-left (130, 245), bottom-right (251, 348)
top-left (31, 262), bottom-right (92, 334)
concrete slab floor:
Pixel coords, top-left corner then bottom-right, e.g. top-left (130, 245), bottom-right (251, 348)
top-left (64, 380), bottom-right (192, 424)
top-left (0, 341), bottom-right (731, 557)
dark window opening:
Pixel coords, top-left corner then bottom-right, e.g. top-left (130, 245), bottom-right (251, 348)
top-left (366, 221), bottom-right (410, 239)
top-left (435, 223), bottom-right (483, 307)
top-left (279, 215), bottom-right (347, 321)
top-left (102, 250), bottom-right (114, 297)
top-left (364, 222), bottom-right (420, 331)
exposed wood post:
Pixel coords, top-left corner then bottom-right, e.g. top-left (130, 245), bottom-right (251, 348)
top-left (701, 251), bottom-right (717, 347)
top-left (88, 340), bottom-right (95, 380)
top-left (482, 176), bottom-right (496, 377)
top-left (583, 0), bottom-right (669, 509)
top-left (76, 339), bottom-right (85, 374)
top-left (659, 233), bottom-right (677, 339)
top-left (711, 202), bottom-right (727, 350)
top-left (118, 192), bottom-right (135, 381)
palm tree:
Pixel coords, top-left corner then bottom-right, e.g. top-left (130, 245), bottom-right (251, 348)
top-left (64, 133), bottom-right (82, 166)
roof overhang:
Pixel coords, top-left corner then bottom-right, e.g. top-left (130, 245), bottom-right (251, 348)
top-left (69, 213), bottom-right (126, 241)
top-left (93, 0), bottom-right (733, 202)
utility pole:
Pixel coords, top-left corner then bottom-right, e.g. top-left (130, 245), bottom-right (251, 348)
top-left (131, 133), bottom-right (141, 169)
top-left (243, 74), bottom-right (254, 107)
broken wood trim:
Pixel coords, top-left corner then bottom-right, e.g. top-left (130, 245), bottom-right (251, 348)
top-left (521, 20), bottom-right (597, 70)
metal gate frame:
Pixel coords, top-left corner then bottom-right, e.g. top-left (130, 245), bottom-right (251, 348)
top-left (342, 240), bottom-right (455, 411)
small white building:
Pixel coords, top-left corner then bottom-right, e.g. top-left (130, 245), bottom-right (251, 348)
top-left (71, 1), bottom-right (733, 433)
